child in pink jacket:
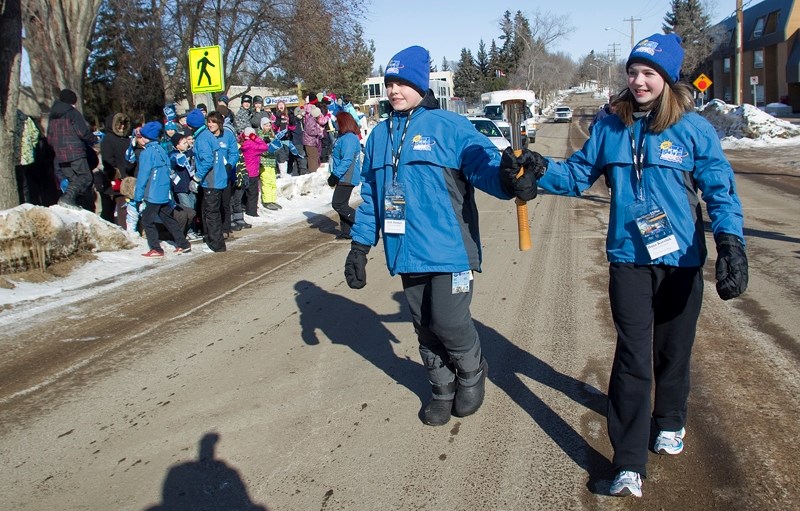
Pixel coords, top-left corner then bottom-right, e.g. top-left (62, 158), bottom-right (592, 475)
top-left (239, 127), bottom-right (269, 217)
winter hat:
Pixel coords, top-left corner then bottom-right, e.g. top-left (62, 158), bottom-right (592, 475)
top-left (310, 106), bottom-right (322, 118)
top-left (294, 107), bottom-right (304, 117)
top-left (218, 95), bottom-right (229, 105)
top-left (164, 121), bottom-right (179, 132)
top-left (171, 132), bottom-right (188, 147)
top-left (626, 33), bottom-right (684, 85)
top-left (140, 121), bottom-right (162, 141)
top-left (242, 95), bottom-right (252, 104)
top-left (59, 89), bottom-right (78, 105)
top-left (186, 108), bottom-right (206, 128)
top-left (260, 116), bottom-right (271, 130)
top-left (244, 127), bottom-right (256, 138)
top-left (384, 45), bottom-right (430, 96)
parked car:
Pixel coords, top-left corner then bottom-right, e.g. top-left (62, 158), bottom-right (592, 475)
top-left (553, 106), bottom-right (573, 123)
top-left (466, 116), bottom-right (511, 151)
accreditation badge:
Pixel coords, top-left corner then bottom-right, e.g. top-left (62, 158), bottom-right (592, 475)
top-left (384, 182), bottom-right (406, 234)
top-left (452, 270), bottom-right (472, 294)
top-left (628, 201), bottom-right (680, 260)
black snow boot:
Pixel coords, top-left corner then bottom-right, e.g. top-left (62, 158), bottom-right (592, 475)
top-left (453, 358), bottom-right (488, 417)
top-left (421, 381), bottom-right (457, 426)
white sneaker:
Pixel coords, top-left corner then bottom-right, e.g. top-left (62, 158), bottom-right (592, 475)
top-left (610, 470), bottom-right (642, 498)
top-left (654, 427), bottom-right (686, 455)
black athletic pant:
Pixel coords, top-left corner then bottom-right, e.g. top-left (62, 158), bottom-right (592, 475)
top-left (607, 263), bottom-right (703, 477)
top-left (401, 273), bottom-right (482, 396)
top-left (331, 184), bottom-right (355, 235)
top-left (202, 188), bottom-right (226, 252)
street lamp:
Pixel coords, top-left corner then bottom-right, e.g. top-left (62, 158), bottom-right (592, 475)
top-left (605, 26), bottom-right (633, 50)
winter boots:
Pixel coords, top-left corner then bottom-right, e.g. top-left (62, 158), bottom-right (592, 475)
top-left (421, 381), bottom-right (457, 426)
top-left (453, 358), bottom-right (488, 417)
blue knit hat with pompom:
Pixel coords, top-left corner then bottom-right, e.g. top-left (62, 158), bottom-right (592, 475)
top-left (627, 33), bottom-right (684, 85)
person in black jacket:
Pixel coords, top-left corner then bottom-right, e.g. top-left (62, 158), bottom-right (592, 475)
top-left (46, 89), bottom-right (98, 208)
top-left (100, 112), bottom-right (135, 227)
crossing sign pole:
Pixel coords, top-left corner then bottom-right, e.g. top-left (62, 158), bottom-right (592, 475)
top-left (188, 45), bottom-right (225, 94)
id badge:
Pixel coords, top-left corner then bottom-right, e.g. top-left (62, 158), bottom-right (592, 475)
top-left (452, 270), bottom-right (472, 294)
top-left (384, 182), bottom-right (406, 234)
top-left (628, 201), bottom-right (680, 260)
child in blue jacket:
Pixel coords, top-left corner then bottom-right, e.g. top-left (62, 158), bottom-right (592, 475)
top-left (133, 121), bottom-right (192, 257)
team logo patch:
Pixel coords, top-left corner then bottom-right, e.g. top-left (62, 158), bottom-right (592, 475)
top-left (386, 59), bottom-right (402, 75)
top-left (633, 39), bottom-right (659, 57)
top-left (411, 134), bottom-right (434, 151)
top-left (658, 140), bottom-right (688, 163)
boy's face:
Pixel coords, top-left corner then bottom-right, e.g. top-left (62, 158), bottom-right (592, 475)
top-left (175, 137), bottom-right (190, 151)
top-left (385, 80), bottom-right (423, 112)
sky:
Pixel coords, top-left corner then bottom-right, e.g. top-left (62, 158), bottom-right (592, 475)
top-left (363, 0), bottom-right (733, 70)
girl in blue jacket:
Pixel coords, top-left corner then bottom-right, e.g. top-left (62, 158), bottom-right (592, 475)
top-left (327, 111), bottom-right (363, 239)
top-left (133, 121), bottom-right (191, 257)
top-left (500, 34), bottom-right (748, 498)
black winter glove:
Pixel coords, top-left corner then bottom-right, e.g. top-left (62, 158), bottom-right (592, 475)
top-left (715, 233), bottom-right (748, 300)
top-left (344, 242), bottom-right (370, 289)
top-left (327, 174), bottom-right (340, 188)
top-left (499, 147), bottom-right (547, 201)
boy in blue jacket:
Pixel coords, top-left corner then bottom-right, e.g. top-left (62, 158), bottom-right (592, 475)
top-left (133, 121), bottom-right (192, 257)
top-left (344, 45), bottom-right (520, 426)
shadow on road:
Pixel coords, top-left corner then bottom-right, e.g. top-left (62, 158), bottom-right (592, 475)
top-left (144, 432), bottom-right (268, 511)
top-left (475, 320), bottom-right (614, 492)
top-left (294, 280), bottom-right (428, 404)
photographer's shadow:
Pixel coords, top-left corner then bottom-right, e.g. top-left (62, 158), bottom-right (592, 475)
top-left (294, 280), bottom-right (428, 403)
top-left (477, 321), bottom-right (614, 489)
top-left (144, 432), bottom-right (267, 511)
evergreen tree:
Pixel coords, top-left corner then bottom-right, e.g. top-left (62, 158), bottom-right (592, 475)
top-left (452, 48), bottom-right (482, 103)
top-left (663, 0), bottom-right (718, 80)
top-left (497, 10), bottom-right (515, 74)
top-left (475, 40), bottom-right (490, 77)
top-left (441, 57), bottom-right (450, 72)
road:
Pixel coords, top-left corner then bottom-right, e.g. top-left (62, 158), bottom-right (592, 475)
top-left (1, 93), bottom-right (799, 510)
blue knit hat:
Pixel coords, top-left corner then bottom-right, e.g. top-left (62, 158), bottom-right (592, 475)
top-left (140, 121), bottom-right (162, 141)
top-left (186, 108), bottom-right (206, 128)
top-left (384, 45), bottom-right (430, 95)
top-left (164, 121), bottom-right (179, 132)
top-left (626, 33), bottom-right (684, 85)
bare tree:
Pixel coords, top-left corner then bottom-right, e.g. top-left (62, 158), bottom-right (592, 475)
top-left (510, 9), bottom-right (572, 92)
top-left (0, 0), bottom-right (23, 209)
top-left (22, 0), bottom-right (103, 118)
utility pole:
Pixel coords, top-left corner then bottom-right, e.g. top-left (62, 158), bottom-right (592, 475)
top-left (734, 0), bottom-right (743, 104)
top-left (624, 16), bottom-right (641, 49)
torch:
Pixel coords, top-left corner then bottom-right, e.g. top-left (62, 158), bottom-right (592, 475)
top-left (502, 98), bottom-right (531, 251)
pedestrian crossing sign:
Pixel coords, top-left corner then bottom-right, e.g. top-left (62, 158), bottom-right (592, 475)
top-left (189, 45), bottom-right (224, 93)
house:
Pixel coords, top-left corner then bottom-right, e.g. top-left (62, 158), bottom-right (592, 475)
top-left (710, 0), bottom-right (800, 111)
top-left (362, 71), bottom-right (466, 117)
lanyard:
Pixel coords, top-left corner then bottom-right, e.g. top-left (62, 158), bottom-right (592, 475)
top-left (388, 108), bottom-right (415, 183)
top-left (628, 116), bottom-right (648, 201)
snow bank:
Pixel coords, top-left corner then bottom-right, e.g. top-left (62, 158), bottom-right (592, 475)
top-left (0, 204), bottom-right (134, 274)
top-left (699, 100), bottom-right (800, 141)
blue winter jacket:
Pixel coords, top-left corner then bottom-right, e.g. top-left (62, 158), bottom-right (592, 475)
top-left (193, 126), bottom-right (228, 190)
top-left (538, 111), bottom-right (744, 266)
top-left (330, 132), bottom-right (362, 186)
top-left (134, 141), bottom-right (174, 204)
top-left (351, 93), bottom-right (513, 276)
top-left (218, 125), bottom-right (240, 183)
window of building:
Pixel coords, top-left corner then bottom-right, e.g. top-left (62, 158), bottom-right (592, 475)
top-left (723, 86), bottom-right (732, 102)
top-left (723, 58), bottom-right (731, 73)
top-left (368, 83), bottom-right (382, 98)
top-left (752, 17), bottom-right (765, 38)
top-left (765, 10), bottom-right (779, 34)
top-left (754, 49), bottom-right (764, 68)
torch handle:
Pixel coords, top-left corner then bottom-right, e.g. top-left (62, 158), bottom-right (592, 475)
top-left (514, 149), bottom-right (532, 251)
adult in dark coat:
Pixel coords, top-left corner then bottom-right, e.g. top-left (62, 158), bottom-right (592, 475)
top-left (101, 112), bottom-right (136, 227)
top-left (46, 89), bottom-right (98, 208)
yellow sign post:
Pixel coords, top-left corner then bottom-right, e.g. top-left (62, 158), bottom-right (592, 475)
top-left (189, 46), bottom-right (224, 94)
top-left (692, 73), bottom-right (712, 93)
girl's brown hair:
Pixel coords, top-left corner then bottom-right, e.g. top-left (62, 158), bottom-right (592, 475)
top-left (613, 81), bottom-right (694, 133)
top-left (336, 112), bottom-right (360, 136)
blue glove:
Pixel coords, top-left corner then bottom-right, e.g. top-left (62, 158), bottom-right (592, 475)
top-left (60, 179), bottom-right (68, 193)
